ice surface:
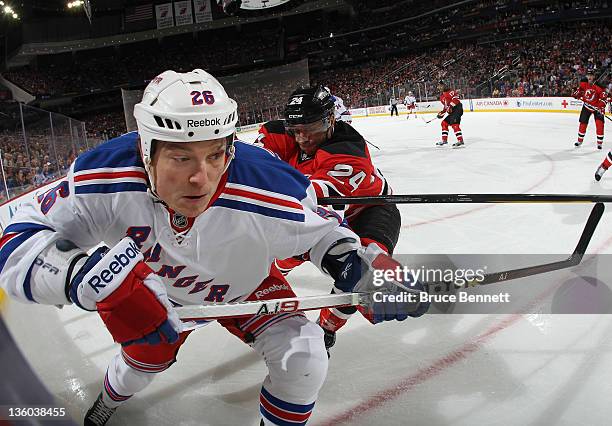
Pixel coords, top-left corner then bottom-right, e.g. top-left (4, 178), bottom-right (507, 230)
top-left (4, 111), bottom-right (612, 425)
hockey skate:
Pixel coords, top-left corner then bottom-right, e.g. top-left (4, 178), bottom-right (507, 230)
top-left (321, 327), bottom-right (336, 358)
top-left (84, 393), bottom-right (116, 426)
top-left (436, 140), bottom-right (448, 146)
top-left (574, 141), bottom-right (583, 147)
top-left (452, 141), bottom-right (465, 148)
top-left (595, 165), bottom-right (607, 182)
top-left (597, 143), bottom-right (603, 150)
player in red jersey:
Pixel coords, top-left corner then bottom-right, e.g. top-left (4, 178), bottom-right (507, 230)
top-left (257, 86), bottom-right (401, 353)
top-left (595, 150), bottom-right (612, 181)
top-left (435, 82), bottom-right (464, 148)
top-left (573, 72), bottom-right (609, 149)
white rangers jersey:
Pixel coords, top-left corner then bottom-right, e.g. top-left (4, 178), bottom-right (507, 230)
top-left (0, 132), bottom-right (349, 310)
top-left (332, 95), bottom-right (352, 123)
top-left (404, 95), bottom-right (416, 106)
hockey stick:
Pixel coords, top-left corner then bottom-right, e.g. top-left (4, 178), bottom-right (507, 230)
top-left (582, 101), bottom-right (612, 122)
top-left (176, 292), bottom-right (364, 321)
top-left (175, 203), bottom-right (603, 321)
top-left (318, 193), bottom-right (612, 205)
top-left (427, 202), bottom-right (604, 291)
top-left (421, 115), bottom-right (441, 124)
top-left (365, 139), bottom-right (381, 150)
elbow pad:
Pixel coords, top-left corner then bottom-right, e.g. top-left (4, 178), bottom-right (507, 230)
top-left (28, 239), bottom-right (88, 305)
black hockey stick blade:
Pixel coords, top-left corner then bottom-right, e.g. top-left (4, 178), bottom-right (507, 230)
top-left (319, 194), bottom-right (612, 205)
top-left (572, 202), bottom-right (605, 260)
top-left (425, 202), bottom-right (604, 291)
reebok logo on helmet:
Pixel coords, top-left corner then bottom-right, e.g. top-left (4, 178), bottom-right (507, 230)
top-left (187, 118), bottom-right (221, 127)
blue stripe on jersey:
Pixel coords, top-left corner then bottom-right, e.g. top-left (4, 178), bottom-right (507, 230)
top-left (23, 261), bottom-right (36, 302)
top-left (214, 198), bottom-right (305, 222)
top-left (4, 223), bottom-right (54, 234)
top-left (74, 132), bottom-right (142, 173)
top-left (75, 182), bottom-right (148, 194)
top-left (0, 226), bottom-right (52, 280)
top-left (261, 387), bottom-right (315, 414)
top-left (228, 141), bottom-right (310, 202)
top-left (1, 223), bottom-right (54, 301)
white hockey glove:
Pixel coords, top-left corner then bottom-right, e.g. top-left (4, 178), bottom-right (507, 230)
top-left (322, 241), bottom-right (430, 323)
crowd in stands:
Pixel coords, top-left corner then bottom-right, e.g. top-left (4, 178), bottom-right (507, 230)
top-left (0, 129), bottom-right (80, 203)
top-left (81, 110), bottom-right (127, 142)
top-left (1, 0), bottom-right (611, 202)
top-left (4, 31), bottom-right (281, 98)
top-left (312, 20), bottom-right (611, 108)
top-left (0, 103), bottom-right (90, 202)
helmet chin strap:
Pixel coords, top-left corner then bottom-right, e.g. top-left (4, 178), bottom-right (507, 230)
top-left (222, 144), bottom-right (236, 174)
top-left (143, 156), bottom-right (164, 204)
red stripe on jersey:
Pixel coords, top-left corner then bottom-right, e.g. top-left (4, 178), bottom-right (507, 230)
top-left (260, 393), bottom-right (312, 422)
top-left (223, 187), bottom-right (303, 210)
top-left (74, 171), bottom-right (147, 182)
top-left (206, 171), bottom-right (228, 209)
top-left (0, 233), bottom-right (18, 250)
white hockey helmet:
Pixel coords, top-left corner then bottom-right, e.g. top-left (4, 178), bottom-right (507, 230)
top-left (408, 91), bottom-right (413, 95)
top-left (134, 69), bottom-right (238, 190)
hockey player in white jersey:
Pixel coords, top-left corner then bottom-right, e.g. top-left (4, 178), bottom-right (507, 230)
top-left (325, 86), bottom-right (352, 124)
top-left (0, 69), bottom-right (428, 425)
top-left (404, 91), bottom-right (417, 119)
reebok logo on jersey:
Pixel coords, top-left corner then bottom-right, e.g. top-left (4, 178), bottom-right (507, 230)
top-left (87, 240), bottom-right (142, 294)
top-left (255, 283), bottom-right (290, 299)
top-left (187, 118), bottom-right (220, 127)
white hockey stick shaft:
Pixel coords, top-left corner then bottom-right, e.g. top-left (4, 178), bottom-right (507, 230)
top-left (175, 292), bottom-right (363, 321)
top-left (176, 283), bottom-right (423, 321)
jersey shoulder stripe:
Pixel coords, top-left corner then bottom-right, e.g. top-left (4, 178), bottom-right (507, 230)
top-left (0, 223), bottom-right (53, 278)
top-left (213, 198), bottom-right (305, 222)
top-left (74, 133), bottom-right (148, 194)
top-left (74, 166), bottom-right (148, 194)
top-left (215, 182), bottom-right (305, 222)
top-left (229, 141), bottom-right (309, 202)
top-left (75, 181), bottom-right (148, 195)
top-left (74, 132), bottom-right (143, 173)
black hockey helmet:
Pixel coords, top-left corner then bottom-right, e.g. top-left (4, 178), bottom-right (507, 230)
top-left (284, 86), bottom-right (335, 126)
